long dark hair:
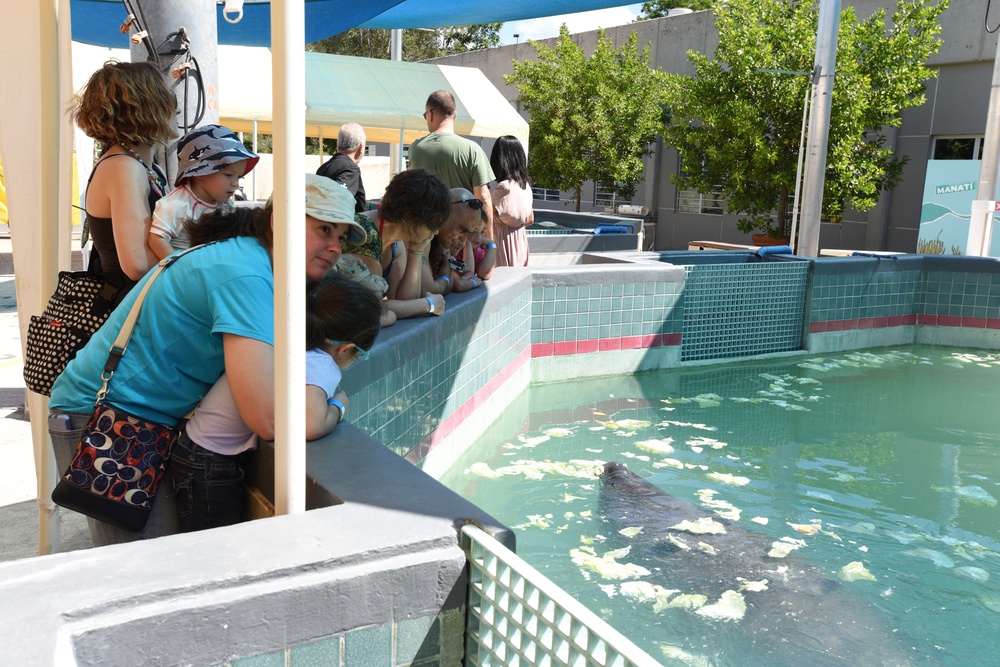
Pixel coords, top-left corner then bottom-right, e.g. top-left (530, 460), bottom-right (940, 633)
top-left (306, 273), bottom-right (382, 352)
top-left (185, 203), bottom-right (273, 249)
top-left (490, 135), bottom-right (530, 189)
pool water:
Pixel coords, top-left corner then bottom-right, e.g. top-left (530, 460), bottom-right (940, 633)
top-left (438, 346), bottom-right (1000, 666)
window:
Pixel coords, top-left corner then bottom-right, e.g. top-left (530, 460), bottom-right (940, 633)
top-left (594, 181), bottom-right (625, 208)
top-left (933, 136), bottom-right (984, 160)
top-left (676, 185), bottom-right (725, 215)
top-left (532, 186), bottom-right (560, 202)
top-left (676, 156), bottom-right (725, 214)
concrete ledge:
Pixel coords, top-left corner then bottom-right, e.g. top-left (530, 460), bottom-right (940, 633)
top-left (0, 495), bottom-right (470, 666)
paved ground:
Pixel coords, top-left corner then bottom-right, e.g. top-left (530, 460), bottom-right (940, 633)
top-left (0, 236), bottom-right (91, 562)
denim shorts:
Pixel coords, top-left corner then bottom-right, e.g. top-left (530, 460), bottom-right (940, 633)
top-left (166, 429), bottom-right (246, 533)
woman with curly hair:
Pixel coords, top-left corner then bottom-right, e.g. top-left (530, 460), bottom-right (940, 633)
top-left (343, 168), bottom-right (452, 320)
top-left (74, 60), bottom-right (176, 299)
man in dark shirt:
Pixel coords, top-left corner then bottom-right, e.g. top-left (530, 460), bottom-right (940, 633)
top-left (316, 122), bottom-right (367, 213)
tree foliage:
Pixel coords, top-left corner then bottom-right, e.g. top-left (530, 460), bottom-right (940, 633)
top-left (308, 24), bottom-right (502, 61)
top-left (662, 0), bottom-right (948, 237)
top-left (638, 0), bottom-right (715, 19)
top-left (505, 25), bottom-right (667, 211)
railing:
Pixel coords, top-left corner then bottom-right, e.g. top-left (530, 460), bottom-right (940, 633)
top-left (461, 525), bottom-right (663, 667)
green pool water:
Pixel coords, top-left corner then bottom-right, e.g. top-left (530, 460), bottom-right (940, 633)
top-left (438, 346), bottom-right (1000, 666)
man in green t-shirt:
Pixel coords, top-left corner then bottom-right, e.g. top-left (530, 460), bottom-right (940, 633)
top-left (409, 90), bottom-right (496, 237)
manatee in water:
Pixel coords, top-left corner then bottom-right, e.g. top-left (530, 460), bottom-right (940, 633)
top-left (599, 461), bottom-right (925, 667)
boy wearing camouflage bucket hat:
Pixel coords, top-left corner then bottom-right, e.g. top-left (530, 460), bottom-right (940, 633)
top-left (149, 124), bottom-right (259, 259)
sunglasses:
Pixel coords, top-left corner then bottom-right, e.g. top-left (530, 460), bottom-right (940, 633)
top-left (325, 339), bottom-right (370, 361)
top-left (452, 198), bottom-right (484, 210)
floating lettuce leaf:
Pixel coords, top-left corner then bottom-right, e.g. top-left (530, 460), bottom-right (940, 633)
top-left (955, 485), bottom-right (998, 507)
top-left (738, 578), bottom-right (769, 592)
top-left (468, 462), bottom-right (502, 479)
top-left (788, 522), bottom-right (820, 535)
top-left (696, 590), bottom-right (747, 621)
top-left (620, 580), bottom-right (677, 603)
top-left (691, 394), bottom-right (722, 408)
top-left (513, 514), bottom-right (554, 530)
top-left (697, 542), bottom-right (717, 555)
top-left (901, 548), bottom-right (955, 568)
top-left (839, 561), bottom-right (876, 582)
top-left (615, 419), bottom-right (652, 430)
top-left (666, 593), bottom-right (708, 610)
top-left (751, 517), bottom-right (769, 525)
top-left (665, 534), bottom-right (691, 550)
top-left (635, 438), bottom-right (675, 454)
top-left (707, 472), bottom-right (751, 486)
top-left (621, 452), bottom-right (650, 461)
top-left (688, 436), bottom-right (727, 449)
top-left (954, 566), bottom-right (990, 583)
top-left (886, 531), bottom-right (923, 545)
top-left (653, 458), bottom-right (685, 470)
top-left (570, 545), bottom-right (650, 580)
top-left (768, 537), bottom-right (806, 558)
top-left (543, 427), bottom-right (573, 438)
top-left (598, 583), bottom-right (617, 597)
top-left (670, 517), bottom-right (727, 535)
top-left (660, 645), bottom-right (712, 667)
top-left (979, 594), bottom-right (1000, 613)
top-left (619, 526), bottom-right (643, 538)
top-left (562, 493), bottom-right (584, 503)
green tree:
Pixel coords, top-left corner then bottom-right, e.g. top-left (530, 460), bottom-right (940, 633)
top-left (308, 24), bottom-right (502, 61)
top-left (663, 0), bottom-right (947, 238)
top-left (505, 25), bottom-right (667, 211)
top-left (637, 0), bottom-right (715, 19)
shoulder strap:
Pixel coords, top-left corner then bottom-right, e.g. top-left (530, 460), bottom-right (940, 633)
top-left (95, 245), bottom-right (203, 403)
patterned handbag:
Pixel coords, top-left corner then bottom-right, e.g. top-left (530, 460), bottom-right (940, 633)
top-left (50, 404), bottom-right (177, 531)
top-left (51, 248), bottom-right (197, 531)
top-left (23, 270), bottom-right (122, 396)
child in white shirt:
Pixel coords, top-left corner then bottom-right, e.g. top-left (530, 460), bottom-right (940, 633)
top-left (149, 124), bottom-right (258, 259)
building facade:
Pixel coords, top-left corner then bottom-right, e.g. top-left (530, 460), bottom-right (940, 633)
top-left (430, 0), bottom-right (996, 252)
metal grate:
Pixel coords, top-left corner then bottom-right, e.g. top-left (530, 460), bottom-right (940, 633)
top-left (461, 525), bottom-right (662, 667)
top-left (682, 262), bottom-right (808, 361)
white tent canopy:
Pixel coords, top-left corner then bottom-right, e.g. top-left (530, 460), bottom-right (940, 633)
top-left (72, 42), bottom-right (527, 145)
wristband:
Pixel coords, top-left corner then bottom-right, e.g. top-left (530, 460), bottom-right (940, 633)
top-left (471, 278), bottom-right (479, 288)
top-left (439, 275), bottom-right (451, 285)
top-left (327, 397), bottom-right (345, 419)
top-left (426, 295), bottom-right (436, 314)
top-left (486, 243), bottom-right (497, 249)
top-left (408, 248), bottom-right (425, 255)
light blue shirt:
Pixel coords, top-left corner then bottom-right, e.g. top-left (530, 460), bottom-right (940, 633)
top-left (50, 236), bottom-right (274, 426)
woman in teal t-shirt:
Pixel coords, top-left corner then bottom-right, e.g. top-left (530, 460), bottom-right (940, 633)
top-left (48, 175), bottom-right (366, 547)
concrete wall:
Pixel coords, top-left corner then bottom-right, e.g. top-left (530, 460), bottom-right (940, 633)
top-left (429, 0), bottom-right (998, 252)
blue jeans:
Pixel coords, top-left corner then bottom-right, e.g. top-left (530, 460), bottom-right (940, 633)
top-left (166, 430), bottom-right (246, 533)
top-left (48, 410), bottom-right (179, 547)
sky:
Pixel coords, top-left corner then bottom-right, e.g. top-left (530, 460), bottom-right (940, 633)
top-left (497, 4), bottom-right (643, 45)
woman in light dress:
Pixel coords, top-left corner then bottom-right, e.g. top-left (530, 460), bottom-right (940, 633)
top-left (489, 135), bottom-right (533, 267)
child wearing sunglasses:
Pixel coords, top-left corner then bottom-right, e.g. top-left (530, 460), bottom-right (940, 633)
top-left (305, 273), bottom-right (383, 440)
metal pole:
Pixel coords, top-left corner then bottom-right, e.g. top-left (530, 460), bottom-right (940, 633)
top-left (789, 81), bottom-right (813, 252)
top-left (129, 0), bottom-right (219, 184)
top-left (797, 0), bottom-right (842, 257)
top-left (390, 28), bottom-right (405, 176)
top-left (977, 33), bottom-right (1000, 202)
top-left (272, 0), bottom-right (306, 516)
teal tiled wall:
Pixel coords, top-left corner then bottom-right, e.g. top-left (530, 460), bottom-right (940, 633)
top-left (810, 269), bottom-right (921, 323)
top-left (530, 281), bottom-right (682, 345)
top-left (346, 290), bottom-right (531, 457)
top-left (230, 612), bottom-right (447, 667)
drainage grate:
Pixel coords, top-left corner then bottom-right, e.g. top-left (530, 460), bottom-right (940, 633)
top-left (682, 262), bottom-right (809, 362)
top-left (461, 525), bottom-right (661, 667)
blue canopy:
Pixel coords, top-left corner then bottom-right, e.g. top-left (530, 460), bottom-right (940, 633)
top-left (69, 0), bottom-right (636, 47)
